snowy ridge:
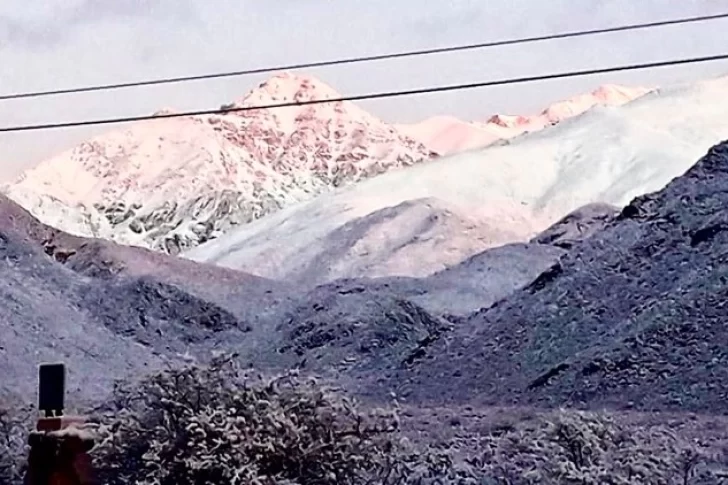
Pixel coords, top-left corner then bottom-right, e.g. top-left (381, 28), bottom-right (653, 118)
top-left (398, 84), bottom-right (652, 155)
top-left (212, 196), bottom-right (543, 285)
top-left (4, 73), bottom-right (437, 253)
top-left (185, 75), bottom-right (728, 281)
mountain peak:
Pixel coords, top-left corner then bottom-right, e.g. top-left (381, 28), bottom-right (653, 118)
top-left (153, 107), bottom-right (179, 117)
top-left (6, 71), bottom-right (435, 254)
top-left (591, 83), bottom-right (653, 103)
top-left (486, 114), bottom-right (531, 128)
top-left (401, 82), bottom-right (653, 155)
top-left (236, 72), bottom-right (343, 107)
top-left (540, 83), bottom-right (651, 123)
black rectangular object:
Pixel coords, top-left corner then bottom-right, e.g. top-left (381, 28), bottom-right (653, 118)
top-left (38, 363), bottom-right (65, 416)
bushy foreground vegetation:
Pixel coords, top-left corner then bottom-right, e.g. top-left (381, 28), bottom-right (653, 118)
top-left (463, 410), bottom-right (725, 484)
top-left (3, 356), bottom-right (728, 484)
top-left (92, 356), bottom-right (428, 485)
top-left (0, 406), bottom-right (30, 485)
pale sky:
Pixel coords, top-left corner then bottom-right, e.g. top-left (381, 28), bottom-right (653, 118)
top-left (1, 0), bottom-right (727, 180)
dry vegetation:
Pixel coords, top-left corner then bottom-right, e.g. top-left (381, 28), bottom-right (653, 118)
top-left (3, 356), bottom-right (728, 484)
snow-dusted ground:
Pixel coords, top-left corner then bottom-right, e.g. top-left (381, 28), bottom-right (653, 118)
top-left (0, 189), bottom-right (592, 403)
top-left (185, 75), bottom-right (728, 282)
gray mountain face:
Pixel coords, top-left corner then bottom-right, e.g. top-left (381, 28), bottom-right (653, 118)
top-left (531, 202), bottom-right (620, 249)
top-left (0, 195), bottom-right (282, 405)
top-left (0, 230), bottom-right (164, 405)
top-left (265, 282), bottom-right (452, 376)
top-left (315, 201), bottom-right (617, 318)
top-left (378, 140), bottom-right (728, 414)
top-left (316, 243), bottom-right (566, 319)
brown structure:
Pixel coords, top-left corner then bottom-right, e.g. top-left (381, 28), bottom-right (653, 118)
top-left (23, 417), bottom-right (96, 485)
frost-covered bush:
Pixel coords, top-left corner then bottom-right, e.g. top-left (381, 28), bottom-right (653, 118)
top-left (91, 355), bottom-right (463, 485)
top-left (463, 409), bottom-right (721, 484)
top-left (3, 369), bottom-right (725, 485)
top-left (0, 406), bottom-right (30, 485)
top-left (79, 356), bottom-right (728, 484)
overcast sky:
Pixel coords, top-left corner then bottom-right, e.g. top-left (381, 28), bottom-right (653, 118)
top-left (1, 0), bottom-right (727, 180)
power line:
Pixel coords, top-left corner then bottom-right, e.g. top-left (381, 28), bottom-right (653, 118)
top-left (2, 52), bottom-right (728, 133)
top-left (1, 12), bottom-right (728, 102)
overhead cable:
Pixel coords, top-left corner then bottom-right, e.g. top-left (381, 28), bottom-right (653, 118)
top-left (1, 12), bottom-right (727, 101)
top-left (2, 52), bottom-right (727, 133)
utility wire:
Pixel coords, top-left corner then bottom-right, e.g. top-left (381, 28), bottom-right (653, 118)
top-left (2, 52), bottom-right (728, 133)
top-left (1, 12), bottom-right (727, 102)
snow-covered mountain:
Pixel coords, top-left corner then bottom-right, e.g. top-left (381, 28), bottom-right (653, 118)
top-left (205, 196), bottom-right (544, 285)
top-left (3, 73), bottom-right (437, 254)
top-left (185, 75), bottom-right (728, 281)
top-left (397, 84), bottom-right (652, 155)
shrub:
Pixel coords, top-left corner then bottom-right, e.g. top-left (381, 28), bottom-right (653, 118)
top-left (463, 409), bottom-right (721, 484)
top-left (89, 356), bottom-right (726, 484)
top-left (0, 355), bottom-right (704, 484)
top-left (0, 405), bottom-right (31, 485)
top-left (3, 369), bottom-right (724, 485)
top-left (91, 355), bottom-right (463, 485)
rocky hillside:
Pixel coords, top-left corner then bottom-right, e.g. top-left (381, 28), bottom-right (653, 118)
top-left (379, 140), bottom-right (728, 414)
top-left (236, 200), bottom-right (616, 383)
top-left (0, 193), bottom-right (296, 404)
top-left (3, 73), bottom-right (437, 254)
top-left (1, 195), bottom-right (163, 403)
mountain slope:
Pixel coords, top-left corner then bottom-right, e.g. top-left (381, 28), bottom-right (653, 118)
top-left (0, 194), bottom-right (293, 404)
top-left (185, 190), bottom-right (544, 282)
top-left (199, 197), bottom-right (540, 285)
top-left (398, 84), bottom-right (651, 155)
top-left (381, 140), bottom-right (728, 413)
top-left (0, 191), bottom-right (456, 401)
top-left (532, 202), bottom-right (620, 248)
top-left (186, 75), bottom-right (728, 281)
top-left (0, 191), bottom-right (604, 404)
top-left (3, 78), bottom-right (652, 258)
top-left (0, 197), bottom-right (164, 403)
top-left (338, 242), bottom-right (565, 317)
top-left (4, 73), bottom-right (436, 254)
top-left (247, 201), bottom-right (617, 386)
